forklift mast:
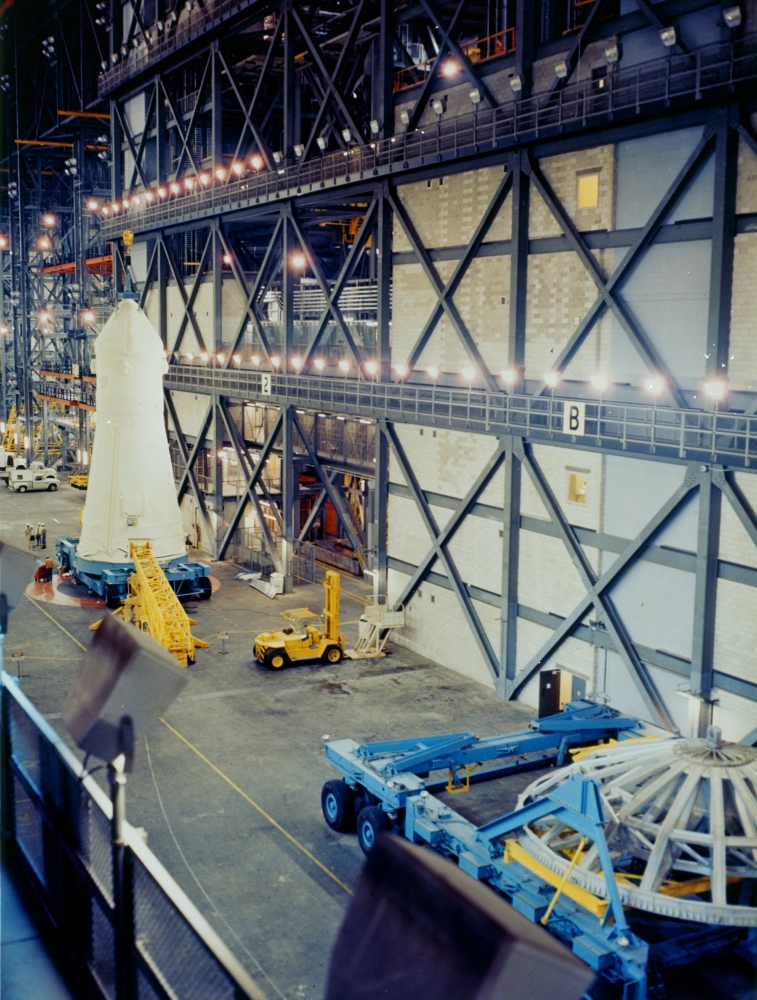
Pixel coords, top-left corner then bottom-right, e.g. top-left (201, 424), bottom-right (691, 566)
top-left (323, 571), bottom-right (340, 642)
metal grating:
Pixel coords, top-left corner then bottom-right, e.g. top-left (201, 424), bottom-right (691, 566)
top-left (90, 896), bottom-right (117, 1000)
top-left (12, 774), bottom-right (45, 883)
top-left (133, 857), bottom-right (241, 1000)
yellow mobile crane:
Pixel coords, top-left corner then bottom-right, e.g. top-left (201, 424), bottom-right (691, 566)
top-left (254, 570), bottom-right (344, 669)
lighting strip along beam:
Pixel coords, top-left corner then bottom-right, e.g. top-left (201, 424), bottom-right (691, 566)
top-left (164, 367), bottom-right (757, 472)
top-left (98, 32), bottom-right (757, 241)
top-left (385, 554), bottom-right (757, 706)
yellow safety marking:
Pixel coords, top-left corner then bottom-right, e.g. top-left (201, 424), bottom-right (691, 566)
top-left (24, 594), bottom-right (86, 650)
top-left (159, 717), bottom-right (353, 897)
top-left (504, 839), bottom-right (609, 918)
top-left (570, 735), bottom-right (660, 762)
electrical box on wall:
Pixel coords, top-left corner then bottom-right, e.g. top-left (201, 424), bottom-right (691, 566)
top-left (538, 669), bottom-right (586, 717)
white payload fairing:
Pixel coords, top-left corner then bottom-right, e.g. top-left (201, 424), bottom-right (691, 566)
top-left (78, 299), bottom-right (186, 564)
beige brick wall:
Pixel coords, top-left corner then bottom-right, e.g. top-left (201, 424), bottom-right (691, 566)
top-left (711, 686), bottom-right (757, 742)
top-left (729, 233), bottom-right (757, 392)
top-left (718, 471), bottom-right (757, 568)
top-left (713, 577), bottom-right (757, 688)
top-left (530, 144), bottom-right (616, 239)
top-left (736, 134), bottom-right (757, 215)
top-left (145, 278), bottom-right (246, 356)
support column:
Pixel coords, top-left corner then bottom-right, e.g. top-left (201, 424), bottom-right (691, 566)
top-left (157, 236), bottom-right (168, 348)
top-left (508, 151), bottom-right (529, 388)
top-left (373, 425), bottom-right (388, 605)
top-left (690, 467), bottom-right (721, 736)
top-left (376, 0), bottom-right (394, 139)
top-left (706, 108), bottom-right (738, 377)
top-left (212, 398), bottom-right (223, 561)
top-left (281, 404), bottom-right (295, 592)
top-left (282, 210), bottom-right (294, 364)
top-left (212, 223), bottom-right (223, 353)
top-left (210, 43), bottom-right (223, 173)
top-left (282, 4), bottom-right (295, 163)
top-left (154, 77), bottom-right (168, 189)
top-left (514, 0), bottom-right (535, 96)
top-left (499, 435), bottom-right (520, 698)
top-left (376, 183), bottom-right (392, 377)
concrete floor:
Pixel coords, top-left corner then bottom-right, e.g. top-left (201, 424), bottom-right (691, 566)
top-left (2, 481), bottom-right (756, 1000)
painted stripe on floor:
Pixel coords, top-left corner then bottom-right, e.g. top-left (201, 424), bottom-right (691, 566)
top-left (159, 717), bottom-right (354, 897)
top-left (24, 594), bottom-right (86, 650)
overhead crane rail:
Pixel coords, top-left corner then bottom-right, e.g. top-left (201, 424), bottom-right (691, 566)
top-left (120, 541), bottom-right (209, 667)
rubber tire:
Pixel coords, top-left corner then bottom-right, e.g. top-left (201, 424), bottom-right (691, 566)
top-left (17, 485), bottom-right (27, 493)
top-left (322, 644), bottom-right (343, 665)
top-left (356, 806), bottom-right (390, 856)
top-left (263, 649), bottom-right (290, 670)
top-left (321, 780), bottom-right (356, 832)
top-left (48, 484), bottom-right (57, 491)
top-left (197, 576), bottom-right (212, 600)
top-left (106, 585), bottom-right (122, 609)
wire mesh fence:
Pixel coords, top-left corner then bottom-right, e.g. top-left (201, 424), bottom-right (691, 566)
top-left (1, 671), bottom-right (266, 1000)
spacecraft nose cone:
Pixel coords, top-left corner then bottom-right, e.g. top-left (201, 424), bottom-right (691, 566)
top-left (77, 300), bottom-right (187, 565)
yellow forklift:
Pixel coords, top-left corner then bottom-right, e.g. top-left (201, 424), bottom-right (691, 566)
top-left (254, 570), bottom-right (344, 669)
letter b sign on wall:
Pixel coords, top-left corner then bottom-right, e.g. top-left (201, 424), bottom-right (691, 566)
top-left (562, 401), bottom-right (585, 436)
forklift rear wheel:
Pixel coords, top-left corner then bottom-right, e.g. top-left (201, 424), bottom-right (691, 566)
top-left (106, 585), bottom-right (121, 609)
top-left (197, 577), bottom-right (212, 600)
top-left (356, 806), bottom-right (390, 855)
top-left (322, 645), bottom-right (343, 665)
top-left (321, 780), bottom-right (356, 832)
top-left (263, 649), bottom-right (290, 670)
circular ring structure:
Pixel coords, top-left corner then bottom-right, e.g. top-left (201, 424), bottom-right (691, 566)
top-left (515, 736), bottom-right (757, 926)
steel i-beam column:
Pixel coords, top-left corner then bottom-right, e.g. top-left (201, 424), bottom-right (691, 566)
top-left (691, 467), bottom-right (722, 736)
top-left (376, 0), bottom-right (395, 139)
top-left (376, 184), bottom-right (392, 376)
top-left (508, 151), bottom-right (529, 387)
top-left (500, 435), bottom-right (521, 698)
top-left (282, 211), bottom-right (294, 363)
top-left (212, 223), bottom-right (223, 353)
top-left (282, 4), bottom-right (295, 163)
top-left (373, 425), bottom-right (388, 604)
top-left (282, 404), bottom-right (295, 592)
top-left (211, 42), bottom-right (223, 174)
top-left (514, 0), bottom-right (536, 96)
top-left (706, 107), bottom-right (738, 377)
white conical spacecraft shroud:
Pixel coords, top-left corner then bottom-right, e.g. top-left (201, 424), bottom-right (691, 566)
top-left (77, 299), bottom-right (186, 564)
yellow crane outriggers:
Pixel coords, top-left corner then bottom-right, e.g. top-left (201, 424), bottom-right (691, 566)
top-left (253, 570), bottom-right (344, 669)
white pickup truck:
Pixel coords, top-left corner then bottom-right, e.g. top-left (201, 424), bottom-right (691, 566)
top-left (9, 467), bottom-right (60, 493)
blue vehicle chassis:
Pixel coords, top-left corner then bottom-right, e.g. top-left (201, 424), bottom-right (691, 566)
top-left (324, 701), bottom-right (748, 1000)
top-left (56, 536), bottom-right (211, 607)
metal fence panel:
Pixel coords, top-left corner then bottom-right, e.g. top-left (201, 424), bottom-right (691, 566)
top-left (1, 672), bottom-right (266, 1000)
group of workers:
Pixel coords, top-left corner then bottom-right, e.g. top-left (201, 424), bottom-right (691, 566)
top-left (25, 523), bottom-right (47, 550)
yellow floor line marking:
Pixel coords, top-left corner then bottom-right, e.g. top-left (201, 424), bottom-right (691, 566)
top-left (159, 717), bottom-right (353, 897)
top-left (24, 594), bottom-right (86, 650)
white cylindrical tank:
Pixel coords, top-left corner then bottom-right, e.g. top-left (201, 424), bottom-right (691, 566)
top-left (78, 299), bottom-right (186, 564)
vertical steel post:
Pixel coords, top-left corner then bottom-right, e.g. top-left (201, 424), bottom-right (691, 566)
top-left (282, 404), bottom-right (295, 592)
top-left (212, 398), bottom-right (223, 560)
top-left (514, 0), bottom-right (535, 96)
top-left (157, 236), bottom-right (168, 348)
top-left (376, 0), bottom-right (394, 139)
top-left (211, 43), bottom-right (223, 173)
top-left (500, 435), bottom-right (520, 698)
top-left (109, 758), bottom-right (135, 1000)
top-left (508, 151), bottom-right (529, 388)
top-left (376, 183), bottom-right (392, 377)
top-left (282, 210), bottom-right (294, 364)
top-left (282, 3), bottom-right (295, 163)
top-left (212, 223), bottom-right (223, 354)
top-left (706, 108), bottom-right (738, 377)
top-left (374, 424), bottom-right (388, 605)
top-left (690, 467), bottom-right (721, 736)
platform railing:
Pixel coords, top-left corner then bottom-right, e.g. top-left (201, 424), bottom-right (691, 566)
top-left (0, 671), bottom-right (266, 1000)
top-left (165, 364), bottom-right (757, 470)
top-left (100, 32), bottom-right (757, 239)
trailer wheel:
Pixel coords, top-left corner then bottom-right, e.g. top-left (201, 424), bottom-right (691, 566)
top-left (356, 806), bottom-right (390, 855)
top-left (322, 645), bottom-right (343, 665)
top-left (263, 649), bottom-right (290, 670)
top-left (321, 780), bottom-right (356, 832)
top-left (197, 577), bottom-right (212, 600)
top-left (106, 585), bottom-right (121, 609)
